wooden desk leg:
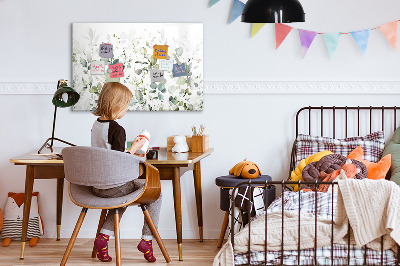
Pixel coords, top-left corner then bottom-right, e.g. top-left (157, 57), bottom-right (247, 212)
top-left (20, 165), bottom-right (35, 259)
top-left (172, 167), bottom-right (183, 261)
top-left (56, 178), bottom-right (64, 241)
top-left (193, 161), bottom-right (203, 242)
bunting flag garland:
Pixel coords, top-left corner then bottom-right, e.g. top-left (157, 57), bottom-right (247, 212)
top-left (298, 30), bottom-right (317, 58)
top-left (207, 4), bottom-right (400, 57)
top-left (229, 0), bottom-right (245, 24)
top-left (251, 23), bottom-right (266, 38)
top-left (275, 23), bottom-right (293, 49)
top-left (378, 21), bottom-right (398, 50)
top-left (323, 33), bottom-right (341, 58)
top-left (351, 29), bottom-right (370, 55)
top-left (209, 0), bottom-right (221, 8)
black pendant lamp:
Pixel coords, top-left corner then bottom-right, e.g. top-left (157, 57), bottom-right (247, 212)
top-left (242, 0), bottom-right (305, 23)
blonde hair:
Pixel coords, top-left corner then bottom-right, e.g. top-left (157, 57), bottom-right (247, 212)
top-left (93, 82), bottom-right (133, 120)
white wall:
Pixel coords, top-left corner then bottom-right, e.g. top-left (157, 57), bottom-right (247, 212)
top-left (1, 0), bottom-right (400, 239)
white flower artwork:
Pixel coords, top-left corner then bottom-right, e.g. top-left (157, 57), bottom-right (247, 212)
top-left (72, 23), bottom-right (203, 111)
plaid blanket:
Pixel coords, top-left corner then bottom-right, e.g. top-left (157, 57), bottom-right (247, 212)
top-left (266, 190), bottom-right (336, 220)
top-left (234, 244), bottom-right (397, 265)
top-left (234, 191), bottom-right (397, 265)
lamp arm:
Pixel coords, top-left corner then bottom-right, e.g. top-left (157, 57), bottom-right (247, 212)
top-left (50, 105), bottom-right (58, 148)
top-left (37, 106), bottom-right (76, 153)
top-left (50, 79), bottom-right (61, 148)
top-left (38, 137), bottom-right (76, 154)
top-left (37, 79), bottom-right (78, 154)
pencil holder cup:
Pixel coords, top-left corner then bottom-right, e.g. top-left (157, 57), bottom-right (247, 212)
top-left (191, 135), bottom-right (209, 153)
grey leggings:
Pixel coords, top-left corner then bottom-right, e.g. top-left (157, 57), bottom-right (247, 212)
top-left (92, 180), bottom-right (162, 240)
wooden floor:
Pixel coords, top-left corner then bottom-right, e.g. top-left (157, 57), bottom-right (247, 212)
top-left (0, 239), bottom-right (221, 265)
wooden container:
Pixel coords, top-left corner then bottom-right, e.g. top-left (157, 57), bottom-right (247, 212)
top-left (191, 135), bottom-right (209, 153)
top-left (167, 135), bottom-right (192, 151)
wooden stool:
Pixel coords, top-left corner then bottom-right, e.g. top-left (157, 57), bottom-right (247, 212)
top-left (215, 175), bottom-right (275, 248)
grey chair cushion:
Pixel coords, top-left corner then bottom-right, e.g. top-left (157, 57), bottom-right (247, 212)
top-left (69, 180), bottom-right (145, 208)
top-left (62, 146), bottom-right (145, 188)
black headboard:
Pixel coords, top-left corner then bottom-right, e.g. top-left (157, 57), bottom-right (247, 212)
top-left (289, 106), bottom-right (400, 179)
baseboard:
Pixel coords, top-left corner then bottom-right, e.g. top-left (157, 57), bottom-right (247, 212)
top-left (1, 81), bottom-right (400, 94)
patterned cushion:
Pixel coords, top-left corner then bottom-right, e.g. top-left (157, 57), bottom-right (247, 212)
top-left (294, 131), bottom-right (385, 166)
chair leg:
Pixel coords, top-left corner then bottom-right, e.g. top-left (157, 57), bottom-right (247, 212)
top-left (114, 209), bottom-right (121, 266)
top-left (217, 211), bottom-right (230, 248)
top-left (60, 208), bottom-right (88, 266)
top-left (141, 205), bottom-right (171, 263)
top-left (91, 209), bottom-right (108, 258)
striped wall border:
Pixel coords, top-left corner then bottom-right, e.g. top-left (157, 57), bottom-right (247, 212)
top-left (0, 81), bottom-right (400, 95)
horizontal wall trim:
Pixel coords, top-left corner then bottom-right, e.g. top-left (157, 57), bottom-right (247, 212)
top-left (1, 81), bottom-right (400, 95)
top-left (205, 81), bottom-right (400, 94)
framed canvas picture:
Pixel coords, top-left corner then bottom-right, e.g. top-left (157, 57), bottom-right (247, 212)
top-left (72, 23), bottom-right (203, 111)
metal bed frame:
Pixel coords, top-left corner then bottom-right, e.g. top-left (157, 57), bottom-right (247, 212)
top-left (230, 106), bottom-right (400, 266)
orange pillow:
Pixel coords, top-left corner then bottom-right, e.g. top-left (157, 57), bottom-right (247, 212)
top-left (347, 146), bottom-right (391, 180)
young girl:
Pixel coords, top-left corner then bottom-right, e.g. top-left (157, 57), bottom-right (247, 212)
top-left (91, 82), bottom-right (162, 263)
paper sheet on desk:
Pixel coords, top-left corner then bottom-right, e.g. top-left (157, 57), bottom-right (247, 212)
top-left (31, 153), bottom-right (63, 159)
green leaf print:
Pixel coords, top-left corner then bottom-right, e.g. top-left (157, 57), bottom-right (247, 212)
top-left (176, 77), bottom-right (186, 85)
top-left (80, 58), bottom-right (87, 67)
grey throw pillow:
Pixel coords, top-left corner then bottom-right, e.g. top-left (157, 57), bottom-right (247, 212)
top-left (382, 126), bottom-right (400, 184)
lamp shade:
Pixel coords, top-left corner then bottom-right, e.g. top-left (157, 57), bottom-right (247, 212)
top-left (242, 0), bottom-right (305, 23)
top-left (52, 84), bottom-right (80, 108)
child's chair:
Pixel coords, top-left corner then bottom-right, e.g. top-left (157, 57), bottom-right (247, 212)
top-left (60, 146), bottom-right (171, 265)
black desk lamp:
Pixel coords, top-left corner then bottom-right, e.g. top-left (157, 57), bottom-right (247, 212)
top-left (241, 0), bottom-right (305, 23)
top-left (38, 79), bottom-right (80, 154)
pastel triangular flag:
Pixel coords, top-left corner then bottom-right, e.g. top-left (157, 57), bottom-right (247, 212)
top-left (251, 23), bottom-right (266, 38)
top-left (229, 0), bottom-right (245, 24)
top-left (209, 0), bottom-right (220, 7)
top-left (323, 33), bottom-right (341, 58)
top-left (298, 29), bottom-right (317, 58)
top-left (275, 23), bottom-right (293, 49)
top-left (351, 29), bottom-right (370, 55)
top-left (378, 21), bottom-right (398, 50)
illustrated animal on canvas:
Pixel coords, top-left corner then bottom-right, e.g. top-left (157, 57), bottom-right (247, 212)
top-left (172, 135), bottom-right (189, 153)
top-left (1, 192), bottom-right (44, 247)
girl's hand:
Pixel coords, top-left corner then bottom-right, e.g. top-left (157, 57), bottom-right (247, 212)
top-left (134, 149), bottom-right (149, 157)
top-left (129, 137), bottom-right (147, 155)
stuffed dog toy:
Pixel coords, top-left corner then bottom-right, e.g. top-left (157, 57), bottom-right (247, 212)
top-left (229, 159), bottom-right (261, 179)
